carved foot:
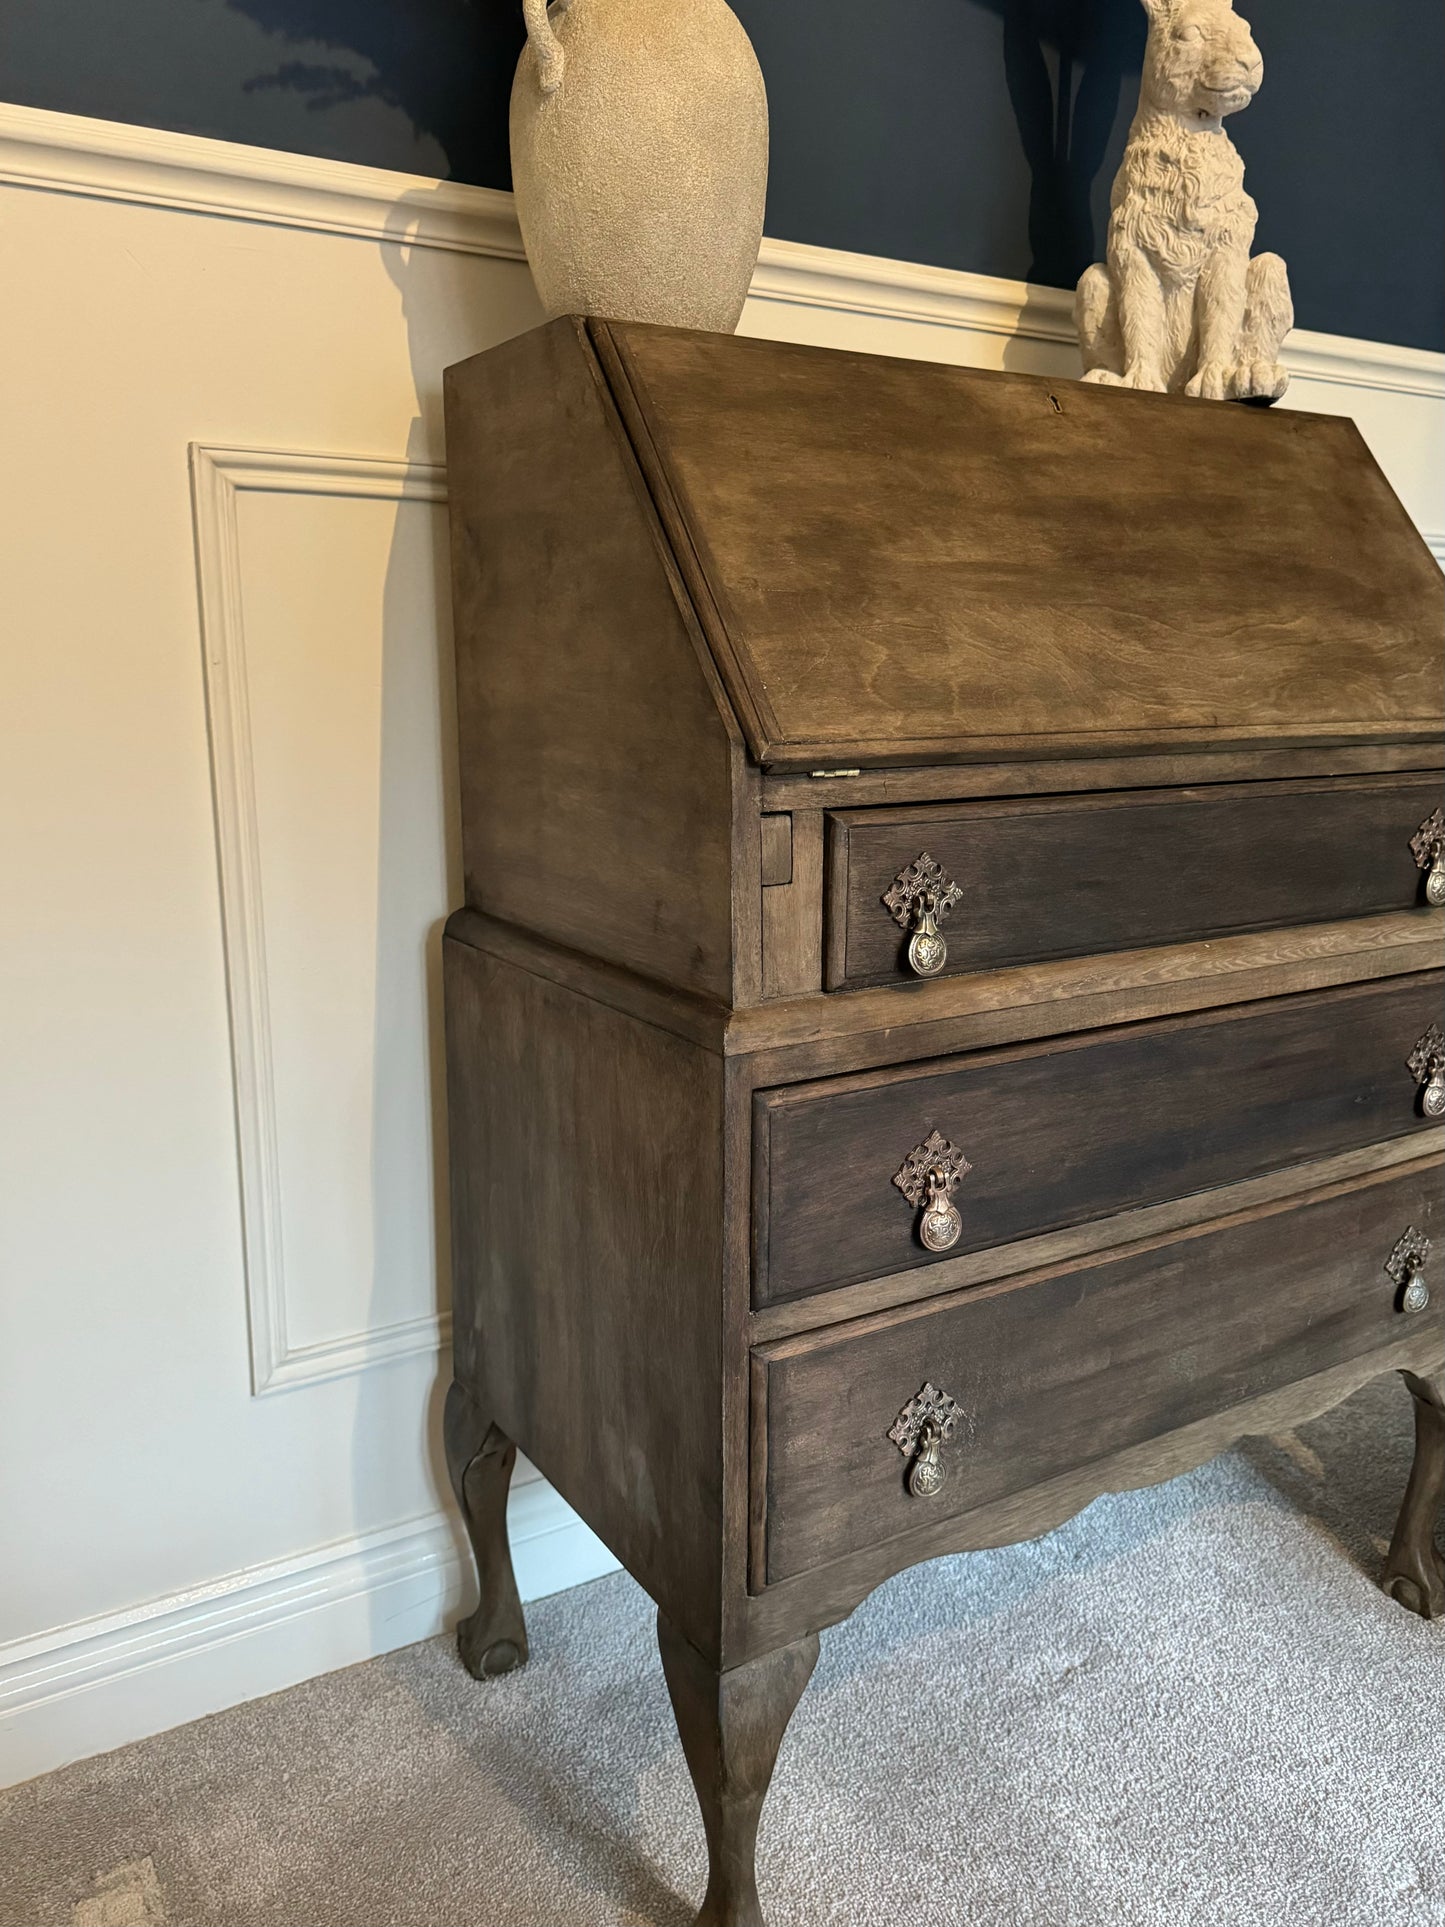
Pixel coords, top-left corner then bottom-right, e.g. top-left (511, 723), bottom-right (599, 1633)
top-left (1240, 250), bottom-right (1293, 401)
top-left (1382, 1370), bottom-right (1445, 1621)
top-left (1185, 360), bottom-right (1243, 401)
top-left (1185, 358), bottom-right (1288, 405)
top-left (658, 1614), bottom-right (819, 1927)
top-left (443, 1381), bottom-right (529, 1677)
top-left (1236, 358), bottom-right (1289, 403)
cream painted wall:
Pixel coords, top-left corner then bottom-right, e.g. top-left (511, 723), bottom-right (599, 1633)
top-left (1, 103), bottom-right (1441, 1788)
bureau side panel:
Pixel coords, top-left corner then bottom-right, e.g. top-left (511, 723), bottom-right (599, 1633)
top-left (444, 317), bottom-right (737, 1003)
top-left (445, 935), bottom-right (724, 1654)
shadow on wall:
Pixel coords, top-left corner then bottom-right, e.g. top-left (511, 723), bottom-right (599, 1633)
top-left (985, 0), bottom-right (1144, 288)
top-left (220, 0), bottom-right (1142, 292)
top-left (352, 198), bottom-right (543, 1652)
top-left (222, 0), bottom-right (525, 184)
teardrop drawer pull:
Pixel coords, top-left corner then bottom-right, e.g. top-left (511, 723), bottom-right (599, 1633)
top-left (1410, 807), bottom-right (1445, 907)
top-left (883, 853), bottom-right (962, 978)
top-left (893, 1130), bottom-right (972, 1253)
top-left (889, 1382), bottom-right (964, 1498)
top-left (1386, 1227), bottom-right (1433, 1315)
top-left (1407, 1024), bottom-right (1445, 1119)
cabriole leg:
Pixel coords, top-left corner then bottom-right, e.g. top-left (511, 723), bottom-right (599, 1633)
top-left (1382, 1369), bottom-right (1445, 1620)
top-left (443, 1380), bottom-right (529, 1677)
top-left (658, 1613), bottom-right (819, 1927)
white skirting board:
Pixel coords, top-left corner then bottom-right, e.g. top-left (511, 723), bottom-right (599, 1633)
top-left (0, 100), bottom-right (1439, 1791)
top-left (0, 1478), bottom-right (618, 1791)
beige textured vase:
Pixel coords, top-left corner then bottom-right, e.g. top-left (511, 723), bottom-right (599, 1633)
top-left (510, 0), bottom-right (769, 333)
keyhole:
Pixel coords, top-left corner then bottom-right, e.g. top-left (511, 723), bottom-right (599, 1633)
top-left (1048, 393), bottom-right (1064, 415)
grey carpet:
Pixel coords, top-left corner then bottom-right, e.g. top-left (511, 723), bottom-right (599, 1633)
top-left (3, 1375), bottom-right (1442, 1927)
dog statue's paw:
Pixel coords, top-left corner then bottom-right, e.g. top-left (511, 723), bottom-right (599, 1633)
top-left (1185, 361), bottom-right (1238, 401)
top-left (1081, 367), bottom-right (1125, 385)
top-left (1237, 358), bottom-right (1289, 402)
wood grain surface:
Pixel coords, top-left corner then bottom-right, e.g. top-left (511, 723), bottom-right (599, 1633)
top-left (446, 902), bottom-right (1443, 1082)
top-left (761, 811), bottom-right (823, 1000)
top-left (827, 774), bottom-right (1445, 988)
top-left (439, 316), bottom-right (1445, 1757)
top-left (757, 1155), bottom-right (1443, 1584)
top-left (595, 321), bottom-right (1443, 769)
top-left (442, 1384), bottom-right (529, 1679)
top-left (734, 911), bottom-right (1444, 1084)
top-left (444, 318), bottom-right (740, 1003)
top-left (754, 974), bottom-right (1444, 1304)
top-left (737, 1332), bottom-right (1440, 1654)
top-left (1382, 1369), bottom-right (1445, 1618)
top-left (759, 744), bottom-right (1445, 812)
top-left (749, 1133), bottom-right (1441, 1344)
top-left (444, 935), bottom-right (726, 1657)
top-left (657, 1612), bottom-right (819, 1926)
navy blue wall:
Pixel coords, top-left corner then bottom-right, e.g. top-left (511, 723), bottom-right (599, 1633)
top-left (2, 0), bottom-right (1440, 349)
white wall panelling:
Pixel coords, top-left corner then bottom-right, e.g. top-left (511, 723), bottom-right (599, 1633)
top-left (190, 445), bottom-right (452, 1394)
top-left (3, 103), bottom-right (1441, 401)
top-left (1, 99), bottom-right (1440, 1788)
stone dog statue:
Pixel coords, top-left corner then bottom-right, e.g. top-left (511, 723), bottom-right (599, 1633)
top-left (1076, 0), bottom-right (1292, 401)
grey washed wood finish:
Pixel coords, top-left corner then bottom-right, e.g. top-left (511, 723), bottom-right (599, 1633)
top-left (1382, 1369), bottom-right (1445, 1619)
top-left (440, 319), bottom-right (1445, 1927)
top-left (827, 775), bottom-right (1445, 989)
top-left (756, 1157), bottom-right (1443, 1583)
top-left (594, 322), bottom-right (1443, 770)
top-left (753, 974), bottom-right (1444, 1305)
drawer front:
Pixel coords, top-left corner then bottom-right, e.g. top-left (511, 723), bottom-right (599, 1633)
top-left (754, 974), bottom-right (1443, 1307)
top-left (826, 774), bottom-right (1444, 990)
top-left (756, 1158), bottom-right (1443, 1585)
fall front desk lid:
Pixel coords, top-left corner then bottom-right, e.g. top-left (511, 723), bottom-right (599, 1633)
top-left (591, 318), bottom-right (1442, 772)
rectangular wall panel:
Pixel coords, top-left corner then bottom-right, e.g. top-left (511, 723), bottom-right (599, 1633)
top-left (195, 449), bottom-right (456, 1392)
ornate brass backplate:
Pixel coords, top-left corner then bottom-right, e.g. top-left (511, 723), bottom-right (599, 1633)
top-left (893, 1130), bottom-right (972, 1252)
top-left (1410, 807), bottom-right (1445, 906)
top-left (888, 1381), bottom-right (965, 1499)
top-left (1386, 1226), bottom-right (1434, 1315)
top-left (882, 852), bottom-right (963, 977)
top-left (1406, 1023), bottom-right (1445, 1119)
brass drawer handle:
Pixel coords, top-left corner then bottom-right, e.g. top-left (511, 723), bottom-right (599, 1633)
top-left (1387, 1227), bottom-right (1433, 1315)
top-left (883, 853), bottom-right (962, 978)
top-left (1407, 1024), bottom-right (1445, 1120)
top-left (889, 1382), bottom-right (964, 1498)
top-left (893, 1130), bottom-right (971, 1253)
top-left (1411, 807), bottom-right (1445, 907)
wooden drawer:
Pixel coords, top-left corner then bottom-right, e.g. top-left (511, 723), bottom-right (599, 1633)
top-left (754, 1156), bottom-right (1443, 1586)
top-left (752, 974), bottom-right (1443, 1307)
top-left (825, 773), bottom-right (1444, 990)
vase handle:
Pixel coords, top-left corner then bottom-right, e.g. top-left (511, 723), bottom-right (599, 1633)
top-left (522, 0), bottom-right (568, 95)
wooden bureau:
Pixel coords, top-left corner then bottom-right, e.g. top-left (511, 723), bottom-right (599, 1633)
top-left (440, 318), bottom-right (1444, 1927)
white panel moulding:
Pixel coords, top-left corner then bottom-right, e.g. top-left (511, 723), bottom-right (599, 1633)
top-left (190, 445), bottom-right (450, 1395)
top-left (2, 102), bottom-right (1441, 400)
